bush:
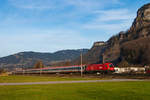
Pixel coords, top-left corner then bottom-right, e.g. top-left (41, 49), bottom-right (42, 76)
top-left (0, 68), bottom-right (6, 74)
top-left (118, 60), bottom-right (129, 67)
top-left (34, 61), bottom-right (44, 68)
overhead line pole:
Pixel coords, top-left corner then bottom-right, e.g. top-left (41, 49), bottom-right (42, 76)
top-left (102, 53), bottom-right (105, 64)
top-left (81, 53), bottom-right (83, 77)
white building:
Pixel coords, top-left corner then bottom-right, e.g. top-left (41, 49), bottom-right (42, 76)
top-left (114, 67), bottom-right (145, 74)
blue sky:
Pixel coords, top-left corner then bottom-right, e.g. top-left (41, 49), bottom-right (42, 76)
top-left (0, 0), bottom-right (149, 57)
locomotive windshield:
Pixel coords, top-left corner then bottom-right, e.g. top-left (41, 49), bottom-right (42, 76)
top-left (109, 64), bottom-right (114, 68)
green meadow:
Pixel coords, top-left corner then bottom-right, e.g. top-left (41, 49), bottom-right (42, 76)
top-left (0, 75), bottom-right (100, 83)
top-left (0, 81), bottom-right (150, 100)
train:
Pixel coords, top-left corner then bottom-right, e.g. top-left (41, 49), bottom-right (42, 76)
top-left (14, 63), bottom-right (115, 74)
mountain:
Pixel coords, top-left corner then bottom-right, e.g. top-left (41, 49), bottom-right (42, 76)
top-left (74, 3), bottom-right (150, 67)
top-left (0, 49), bottom-right (88, 69)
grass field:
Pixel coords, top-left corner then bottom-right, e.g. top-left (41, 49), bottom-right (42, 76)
top-left (0, 75), bottom-right (100, 83)
top-left (0, 81), bottom-right (150, 100)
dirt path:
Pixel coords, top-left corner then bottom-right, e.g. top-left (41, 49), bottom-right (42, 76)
top-left (0, 79), bottom-right (149, 86)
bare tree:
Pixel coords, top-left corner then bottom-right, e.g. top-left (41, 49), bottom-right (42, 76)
top-left (34, 61), bottom-right (44, 68)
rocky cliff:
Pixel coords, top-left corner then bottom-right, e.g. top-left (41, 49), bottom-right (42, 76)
top-left (118, 3), bottom-right (150, 66)
top-left (128, 3), bottom-right (150, 39)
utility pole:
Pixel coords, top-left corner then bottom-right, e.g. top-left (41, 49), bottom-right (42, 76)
top-left (80, 53), bottom-right (83, 77)
top-left (40, 67), bottom-right (42, 76)
top-left (102, 53), bottom-right (105, 64)
top-left (23, 69), bottom-right (25, 76)
top-left (40, 68), bottom-right (41, 75)
top-left (40, 61), bottom-right (43, 76)
top-left (40, 66), bottom-right (42, 76)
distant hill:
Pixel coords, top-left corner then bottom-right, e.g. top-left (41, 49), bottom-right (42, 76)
top-left (74, 3), bottom-right (150, 67)
top-left (0, 49), bottom-right (88, 69)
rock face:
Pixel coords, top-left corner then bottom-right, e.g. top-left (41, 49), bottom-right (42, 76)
top-left (75, 3), bottom-right (150, 66)
top-left (120, 37), bottom-right (150, 65)
top-left (128, 3), bottom-right (150, 40)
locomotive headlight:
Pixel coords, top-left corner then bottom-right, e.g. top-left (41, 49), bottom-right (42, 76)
top-left (99, 66), bottom-right (102, 68)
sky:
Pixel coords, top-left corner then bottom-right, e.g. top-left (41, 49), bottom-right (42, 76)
top-left (0, 0), bottom-right (149, 57)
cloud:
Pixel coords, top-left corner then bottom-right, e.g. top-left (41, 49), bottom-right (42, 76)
top-left (8, 0), bottom-right (121, 11)
top-left (9, 0), bottom-right (62, 10)
top-left (0, 28), bottom-right (90, 57)
top-left (93, 9), bottom-right (135, 22)
top-left (66, 0), bottom-right (121, 9)
top-left (83, 8), bottom-right (136, 34)
top-left (65, 0), bottom-right (102, 11)
top-left (83, 21), bottom-right (131, 34)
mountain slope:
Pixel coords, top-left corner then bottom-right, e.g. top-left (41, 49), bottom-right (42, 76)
top-left (0, 49), bottom-right (88, 69)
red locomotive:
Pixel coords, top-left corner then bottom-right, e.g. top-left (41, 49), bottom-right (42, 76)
top-left (86, 63), bottom-right (115, 73)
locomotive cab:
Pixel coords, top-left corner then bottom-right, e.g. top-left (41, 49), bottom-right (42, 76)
top-left (103, 63), bottom-right (115, 72)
